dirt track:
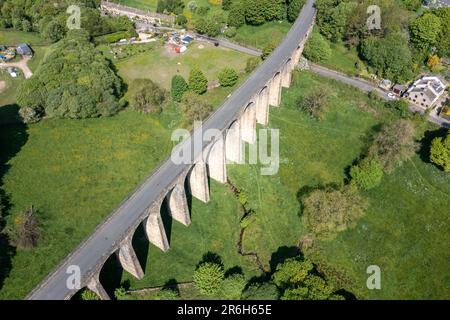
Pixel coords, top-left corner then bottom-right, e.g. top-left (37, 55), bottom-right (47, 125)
top-left (0, 56), bottom-right (33, 79)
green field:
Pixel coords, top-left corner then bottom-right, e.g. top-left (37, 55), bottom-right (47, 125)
top-left (0, 30), bottom-right (253, 298)
top-left (232, 21), bottom-right (292, 50)
top-left (115, 180), bottom-right (258, 295)
top-left (114, 41), bottom-right (250, 89)
top-left (226, 72), bottom-right (450, 299)
top-left (86, 72), bottom-right (450, 300)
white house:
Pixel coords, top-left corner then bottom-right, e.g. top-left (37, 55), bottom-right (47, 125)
top-left (404, 75), bottom-right (448, 108)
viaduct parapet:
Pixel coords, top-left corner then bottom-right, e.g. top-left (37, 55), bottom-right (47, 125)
top-left (27, 0), bottom-right (316, 300)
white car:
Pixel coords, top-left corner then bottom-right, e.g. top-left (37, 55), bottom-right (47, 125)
top-left (387, 92), bottom-right (397, 100)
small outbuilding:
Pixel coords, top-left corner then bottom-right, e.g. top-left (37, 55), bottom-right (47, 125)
top-left (16, 43), bottom-right (33, 57)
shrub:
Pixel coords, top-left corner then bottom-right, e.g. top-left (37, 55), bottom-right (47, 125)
top-left (241, 282), bottom-right (279, 300)
top-left (218, 67), bottom-right (239, 87)
top-left (302, 186), bottom-right (368, 239)
top-left (222, 0), bottom-right (233, 10)
top-left (245, 57), bottom-right (260, 73)
top-left (240, 210), bottom-right (256, 228)
top-left (180, 92), bottom-right (213, 125)
top-left (189, 68), bottom-right (208, 94)
top-left (130, 79), bottom-right (165, 114)
top-left (81, 289), bottom-right (100, 300)
top-left (272, 258), bottom-right (313, 289)
top-left (385, 99), bottom-right (410, 118)
top-left (287, 0), bottom-right (306, 22)
top-left (224, 26), bottom-right (237, 38)
top-left (193, 262), bottom-right (225, 295)
top-left (430, 134), bottom-right (450, 172)
top-left (368, 119), bottom-right (418, 173)
top-left (197, 6), bottom-right (210, 16)
top-left (261, 42), bottom-right (276, 60)
top-left (171, 75), bottom-right (189, 102)
top-left (19, 106), bottom-right (41, 124)
top-left (304, 31), bottom-right (331, 62)
top-left (297, 86), bottom-right (330, 120)
top-left (227, 1), bottom-right (246, 28)
top-left (176, 14), bottom-right (188, 26)
top-left (114, 287), bottom-right (127, 300)
top-left (11, 206), bottom-right (41, 249)
top-left (154, 288), bottom-right (180, 300)
top-left (350, 157), bottom-right (383, 190)
top-left (222, 273), bottom-right (247, 299)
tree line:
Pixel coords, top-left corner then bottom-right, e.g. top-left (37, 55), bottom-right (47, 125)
top-left (309, 0), bottom-right (450, 82)
top-left (0, 0), bottom-right (135, 42)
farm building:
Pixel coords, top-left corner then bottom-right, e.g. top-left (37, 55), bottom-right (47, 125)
top-left (16, 43), bottom-right (33, 57)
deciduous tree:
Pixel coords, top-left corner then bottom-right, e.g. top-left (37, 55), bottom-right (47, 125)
top-left (430, 134), bottom-right (450, 172)
top-left (218, 68), bottom-right (239, 87)
top-left (171, 75), bottom-right (189, 102)
top-left (193, 262), bottom-right (225, 295)
top-left (189, 68), bottom-right (208, 94)
top-left (302, 185), bottom-right (368, 239)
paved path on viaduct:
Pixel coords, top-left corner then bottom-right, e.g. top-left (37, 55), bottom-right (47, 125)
top-left (27, 0), bottom-right (317, 300)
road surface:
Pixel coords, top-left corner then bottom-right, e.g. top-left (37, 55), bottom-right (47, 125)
top-left (309, 63), bottom-right (450, 128)
top-left (27, 0), bottom-right (316, 300)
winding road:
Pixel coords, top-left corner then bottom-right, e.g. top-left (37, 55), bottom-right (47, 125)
top-left (309, 63), bottom-right (450, 128)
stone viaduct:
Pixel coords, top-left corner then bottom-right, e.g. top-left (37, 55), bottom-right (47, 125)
top-left (26, 0), bottom-right (316, 300)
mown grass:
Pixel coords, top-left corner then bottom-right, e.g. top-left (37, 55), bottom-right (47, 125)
top-left (115, 41), bottom-right (250, 90)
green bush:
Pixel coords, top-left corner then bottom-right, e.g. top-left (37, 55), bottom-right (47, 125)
top-left (81, 289), bottom-right (100, 300)
top-left (218, 67), bottom-right (239, 87)
top-left (171, 75), bottom-right (189, 102)
top-left (180, 92), bottom-right (213, 125)
top-left (154, 288), bottom-right (180, 300)
top-left (430, 134), bottom-right (450, 172)
top-left (189, 68), bottom-right (208, 94)
top-left (176, 14), bottom-right (188, 26)
top-left (350, 157), bottom-right (384, 190)
top-left (245, 57), bottom-right (260, 73)
top-left (197, 6), bottom-right (210, 16)
top-left (385, 99), bottom-right (410, 118)
top-left (224, 26), bottom-right (237, 38)
top-left (221, 274), bottom-right (247, 299)
top-left (129, 79), bottom-right (166, 114)
top-left (304, 31), bottom-right (331, 63)
top-left (302, 185), bottom-right (368, 240)
top-left (287, 0), bottom-right (306, 22)
top-left (241, 282), bottom-right (279, 300)
top-left (261, 42), bottom-right (276, 60)
top-left (193, 262), bottom-right (225, 295)
top-left (227, 2), bottom-right (246, 28)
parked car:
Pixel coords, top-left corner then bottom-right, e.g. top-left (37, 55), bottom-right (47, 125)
top-left (387, 92), bottom-right (397, 100)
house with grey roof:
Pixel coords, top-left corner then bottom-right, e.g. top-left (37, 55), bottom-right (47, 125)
top-left (16, 43), bottom-right (33, 57)
top-left (404, 75), bottom-right (448, 109)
